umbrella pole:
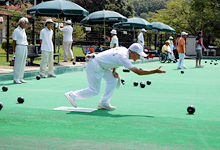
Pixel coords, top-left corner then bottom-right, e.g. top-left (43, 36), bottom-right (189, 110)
top-left (58, 14), bottom-right (60, 64)
top-left (155, 32), bottom-right (158, 51)
top-left (133, 26), bottom-right (135, 42)
top-left (104, 19), bottom-right (106, 49)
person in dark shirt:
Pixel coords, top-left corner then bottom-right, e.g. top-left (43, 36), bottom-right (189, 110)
top-left (195, 31), bottom-right (206, 68)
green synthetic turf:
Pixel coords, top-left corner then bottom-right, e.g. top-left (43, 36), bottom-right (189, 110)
top-left (0, 59), bottom-right (220, 149)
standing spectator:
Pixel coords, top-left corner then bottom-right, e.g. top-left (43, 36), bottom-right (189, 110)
top-left (110, 29), bottom-right (119, 48)
top-left (177, 32), bottom-right (188, 69)
top-left (12, 17), bottom-right (29, 84)
top-left (138, 28), bottom-right (146, 49)
top-left (168, 36), bottom-right (174, 52)
top-left (39, 19), bottom-right (56, 78)
top-left (168, 36), bottom-right (176, 60)
top-left (59, 20), bottom-right (74, 62)
top-left (195, 31), bottom-right (206, 67)
top-left (173, 34), bottom-right (181, 59)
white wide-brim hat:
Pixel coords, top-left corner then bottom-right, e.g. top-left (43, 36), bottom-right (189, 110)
top-left (169, 36), bottom-right (173, 39)
top-left (141, 28), bottom-right (147, 32)
top-left (45, 19), bottom-right (55, 26)
top-left (65, 20), bottom-right (72, 24)
top-left (111, 29), bottom-right (117, 35)
top-left (129, 43), bottom-right (147, 57)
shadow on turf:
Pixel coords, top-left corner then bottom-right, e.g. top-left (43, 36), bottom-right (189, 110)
top-left (172, 67), bottom-right (203, 71)
top-left (1, 83), bottom-right (16, 86)
top-left (66, 109), bottom-right (155, 118)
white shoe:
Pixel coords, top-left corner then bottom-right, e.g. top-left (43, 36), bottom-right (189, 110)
top-left (65, 91), bottom-right (77, 108)
top-left (20, 79), bottom-right (27, 83)
top-left (183, 66), bottom-right (187, 69)
top-left (98, 102), bottom-right (116, 110)
top-left (40, 74), bottom-right (46, 78)
top-left (199, 65), bottom-right (203, 68)
top-left (195, 65), bottom-right (200, 68)
top-left (48, 74), bottom-right (56, 78)
top-left (177, 67), bottom-right (182, 69)
top-left (14, 79), bottom-right (21, 84)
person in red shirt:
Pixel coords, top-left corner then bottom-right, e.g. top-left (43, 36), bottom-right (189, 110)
top-left (177, 32), bottom-right (188, 69)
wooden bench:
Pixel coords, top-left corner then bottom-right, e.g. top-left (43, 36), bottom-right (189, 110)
top-left (27, 45), bottom-right (41, 65)
top-left (27, 45), bottom-right (61, 65)
top-left (205, 46), bottom-right (217, 56)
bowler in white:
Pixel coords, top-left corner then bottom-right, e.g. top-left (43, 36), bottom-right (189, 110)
top-left (65, 43), bottom-right (166, 110)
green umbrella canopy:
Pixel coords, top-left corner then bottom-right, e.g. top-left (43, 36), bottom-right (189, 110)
top-left (81, 10), bottom-right (127, 48)
top-left (81, 10), bottom-right (127, 24)
top-left (150, 22), bottom-right (175, 33)
top-left (27, 0), bottom-right (89, 17)
top-left (114, 17), bottom-right (152, 29)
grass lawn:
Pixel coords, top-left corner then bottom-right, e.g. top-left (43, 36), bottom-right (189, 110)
top-left (0, 45), bottom-right (85, 67)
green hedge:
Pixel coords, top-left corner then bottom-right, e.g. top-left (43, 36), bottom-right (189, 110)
top-left (1, 39), bottom-right (13, 54)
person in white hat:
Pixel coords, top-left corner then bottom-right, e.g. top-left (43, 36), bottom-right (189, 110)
top-left (12, 17), bottom-right (29, 84)
top-left (64, 43), bottom-right (166, 110)
top-left (39, 19), bottom-right (56, 78)
top-left (138, 28), bottom-right (147, 49)
top-left (110, 29), bottom-right (119, 48)
top-left (177, 32), bottom-right (188, 69)
top-left (168, 36), bottom-right (174, 52)
top-left (59, 20), bottom-right (74, 62)
top-left (167, 36), bottom-right (176, 61)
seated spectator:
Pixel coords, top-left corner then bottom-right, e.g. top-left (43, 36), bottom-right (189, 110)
top-left (209, 40), bottom-right (216, 47)
top-left (162, 40), bottom-right (175, 61)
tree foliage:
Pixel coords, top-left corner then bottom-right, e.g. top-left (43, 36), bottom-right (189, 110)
top-left (71, 0), bottom-right (134, 17)
top-left (72, 23), bottom-right (87, 41)
top-left (147, 0), bottom-right (220, 35)
top-left (133, 0), bottom-right (168, 16)
top-left (146, 0), bottom-right (220, 47)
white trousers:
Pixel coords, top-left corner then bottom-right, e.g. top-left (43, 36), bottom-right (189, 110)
top-left (40, 51), bottom-right (54, 75)
top-left (178, 53), bottom-right (186, 68)
top-left (72, 58), bottom-right (118, 104)
top-left (168, 52), bottom-right (175, 60)
top-left (63, 41), bottom-right (73, 61)
top-left (13, 45), bottom-right (27, 80)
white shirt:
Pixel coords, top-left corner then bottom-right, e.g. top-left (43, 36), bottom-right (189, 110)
top-left (110, 35), bottom-right (119, 48)
top-left (12, 26), bottom-right (28, 46)
top-left (60, 25), bottom-right (73, 42)
top-left (96, 47), bottom-right (134, 69)
top-left (138, 32), bottom-right (144, 46)
top-left (168, 40), bottom-right (174, 52)
top-left (40, 27), bottom-right (53, 52)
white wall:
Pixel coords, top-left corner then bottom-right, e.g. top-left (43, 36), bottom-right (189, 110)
top-left (185, 36), bottom-right (196, 56)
